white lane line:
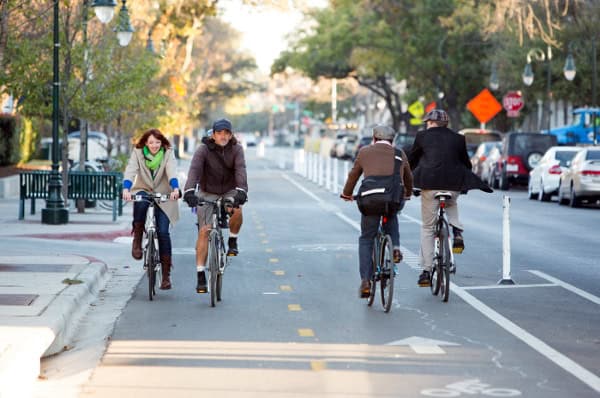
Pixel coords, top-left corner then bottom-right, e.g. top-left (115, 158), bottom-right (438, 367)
top-left (463, 283), bottom-right (557, 290)
top-left (452, 284), bottom-right (600, 393)
top-left (335, 212), bottom-right (360, 231)
top-left (528, 270), bottom-right (600, 305)
top-left (282, 174), bottom-right (324, 203)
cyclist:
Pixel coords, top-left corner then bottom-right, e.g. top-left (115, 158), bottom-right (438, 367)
top-left (183, 118), bottom-right (248, 294)
top-left (340, 125), bottom-right (413, 298)
top-left (122, 128), bottom-right (181, 290)
top-left (408, 109), bottom-right (492, 287)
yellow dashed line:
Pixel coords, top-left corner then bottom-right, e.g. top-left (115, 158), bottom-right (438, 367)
top-left (261, 240), bottom-right (269, 244)
top-left (288, 304), bottom-right (302, 311)
top-left (259, 233), bottom-right (267, 237)
top-left (280, 285), bottom-right (292, 291)
top-left (272, 270), bottom-right (285, 276)
top-left (298, 328), bottom-right (314, 337)
top-left (269, 258), bottom-right (279, 263)
top-left (256, 225), bottom-right (264, 230)
top-left (310, 361), bottom-right (327, 371)
top-left (265, 248), bottom-right (273, 253)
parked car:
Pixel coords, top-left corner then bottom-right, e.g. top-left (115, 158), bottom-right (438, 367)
top-left (458, 128), bottom-right (503, 158)
top-left (335, 134), bottom-right (359, 159)
top-left (353, 135), bottom-right (372, 159)
top-left (481, 145), bottom-right (502, 188)
top-left (542, 107), bottom-right (600, 145)
top-left (329, 133), bottom-right (348, 158)
top-left (471, 141), bottom-right (502, 178)
top-left (489, 132), bottom-right (557, 190)
top-left (393, 133), bottom-right (416, 154)
top-left (557, 147), bottom-right (600, 207)
top-left (527, 146), bottom-right (580, 201)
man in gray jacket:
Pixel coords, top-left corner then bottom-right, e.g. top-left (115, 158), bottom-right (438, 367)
top-left (183, 118), bottom-right (248, 293)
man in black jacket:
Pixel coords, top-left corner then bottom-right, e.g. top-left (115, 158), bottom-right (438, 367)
top-left (183, 118), bottom-right (248, 293)
top-left (408, 109), bottom-right (492, 287)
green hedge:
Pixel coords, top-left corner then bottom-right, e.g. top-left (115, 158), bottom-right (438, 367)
top-left (0, 115), bottom-right (21, 166)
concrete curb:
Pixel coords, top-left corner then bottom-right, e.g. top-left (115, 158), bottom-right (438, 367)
top-left (0, 258), bottom-right (109, 398)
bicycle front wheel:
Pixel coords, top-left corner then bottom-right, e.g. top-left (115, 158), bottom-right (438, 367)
top-left (146, 231), bottom-right (157, 301)
top-left (208, 230), bottom-right (220, 307)
top-left (380, 235), bottom-right (394, 313)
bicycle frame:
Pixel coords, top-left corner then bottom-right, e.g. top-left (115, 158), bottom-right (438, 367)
top-left (432, 192), bottom-right (454, 302)
top-left (368, 215), bottom-right (395, 313)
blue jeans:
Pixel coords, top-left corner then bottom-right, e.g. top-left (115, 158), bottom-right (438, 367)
top-left (133, 191), bottom-right (172, 257)
top-left (358, 212), bottom-right (399, 280)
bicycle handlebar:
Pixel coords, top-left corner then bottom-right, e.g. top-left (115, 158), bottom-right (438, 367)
top-left (133, 193), bottom-right (170, 203)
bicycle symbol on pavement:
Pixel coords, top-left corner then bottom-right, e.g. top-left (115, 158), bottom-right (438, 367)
top-left (421, 379), bottom-right (521, 397)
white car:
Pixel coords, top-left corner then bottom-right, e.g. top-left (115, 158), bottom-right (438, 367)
top-left (528, 146), bottom-right (580, 201)
top-left (557, 147), bottom-right (600, 207)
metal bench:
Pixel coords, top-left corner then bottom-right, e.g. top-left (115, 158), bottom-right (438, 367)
top-left (19, 170), bottom-right (123, 221)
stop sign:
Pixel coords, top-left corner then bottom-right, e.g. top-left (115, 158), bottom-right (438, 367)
top-left (503, 91), bottom-right (524, 117)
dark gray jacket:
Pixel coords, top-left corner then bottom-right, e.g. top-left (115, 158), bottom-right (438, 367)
top-left (408, 126), bottom-right (492, 193)
top-left (184, 136), bottom-right (248, 195)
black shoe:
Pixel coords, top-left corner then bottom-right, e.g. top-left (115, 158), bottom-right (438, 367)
top-left (227, 237), bottom-right (238, 256)
top-left (393, 249), bottom-right (403, 263)
top-left (418, 271), bottom-right (431, 287)
top-left (196, 271), bottom-right (207, 293)
top-left (359, 279), bottom-right (370, 298)
top-left (452, 229), bottom-right (464, 254)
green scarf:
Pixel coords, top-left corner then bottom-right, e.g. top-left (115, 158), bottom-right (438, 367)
top-left (143, 146), bottom-right (164, 174)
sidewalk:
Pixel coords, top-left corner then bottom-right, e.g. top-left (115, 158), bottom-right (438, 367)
top-left (0, 195), bottom-right (133, 398)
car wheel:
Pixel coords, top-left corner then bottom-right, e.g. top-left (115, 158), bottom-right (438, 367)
top-left (569, 185), bottom-right (581, 208)
top-left (526, 152), bottom-right (543, 169)
top-left (557, 183), bottom-right (568, 205)
top-left (499, 171), bottom-right (509, 191)
top-left (537, 180), bottom-right (551, 202)
top-left (527, 180), bottom-right (536, 200)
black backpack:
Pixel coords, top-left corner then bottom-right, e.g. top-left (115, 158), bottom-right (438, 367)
top-left (356, 149), bottom-right (405, 216)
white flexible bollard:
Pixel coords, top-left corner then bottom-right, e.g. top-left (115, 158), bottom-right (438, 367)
top-left (325, 156), bottom-right (332, 191)
top-left (312, 153), bottom-right (318, 183)
top-left (307, 152), bottom-right (313, 180)
top-left (343, 159), bottom-right (350, 185)
top-left (299, 149), bottom-right (306, 177)
top-left (332, 157), bottom-right (339, 194)
top-left (257, 141), bottom-right (265, 158)
top-left (318, 155), bottom-right (324, 186)
top-left (499, 195), bottom-right (515, 285)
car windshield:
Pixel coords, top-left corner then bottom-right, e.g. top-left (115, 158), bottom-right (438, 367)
top-left (555, 151), bottom-right (579, 166)
top-left (512, 134), bottom-right (556, 155)
top-left (586, 150), bottom-right (600, 160)
top-left (463, 133), bottom-right (501, 146)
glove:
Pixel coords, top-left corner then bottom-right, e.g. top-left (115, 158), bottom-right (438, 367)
top-left (233, 188), bottom-right (247, 206)
top-left (183, 191), bottom-right (199, 207)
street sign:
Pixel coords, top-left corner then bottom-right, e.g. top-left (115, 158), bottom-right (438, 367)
top-left (503, 91), bottom-right (524, 118)
top-left (425, 101), bottom-right (437, 114)
top-left (408, 101), bottom-right (424, 118)
top-left (466, 88), bottom-right (502, 124)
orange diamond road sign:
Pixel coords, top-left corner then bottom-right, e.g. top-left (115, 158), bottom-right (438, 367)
top-left (466, 88), bottom-right (502, 124)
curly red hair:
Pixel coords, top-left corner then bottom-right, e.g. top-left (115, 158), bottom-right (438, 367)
top-left (135, 128), bottom-right (171, 149)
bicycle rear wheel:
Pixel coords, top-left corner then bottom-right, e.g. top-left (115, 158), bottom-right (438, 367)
top-left (208, 231), bottom-right (219, 307)
top-left (439, 227), bottom-right (451, 302)
top-left (430, 239), bottom-right (441, 296)
top-left (145, 231), bottom-right (157, 301)
top-left (380, 235), bottom-right (394, 313)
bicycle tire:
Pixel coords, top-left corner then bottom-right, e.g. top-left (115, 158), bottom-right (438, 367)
top-left (380, 235), bottom-right (394, 313)
top-left (367, 236), bottom-right (378, 306)
top-left (430, 231), bottom-right (442, 296)
top-left (208, 230), bottom-right (219, 307)
top-left (146, 231), bottom-right (156, 301)
top-left (439, 225), bottom-right (451, 302)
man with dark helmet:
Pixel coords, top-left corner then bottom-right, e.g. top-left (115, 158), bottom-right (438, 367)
top-left (408, 109), bottom-right (492, 287)
top-left (183, 118), bottom-right (248, 293)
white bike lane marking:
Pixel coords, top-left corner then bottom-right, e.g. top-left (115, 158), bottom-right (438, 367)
top-left (281, 172), bottom-right (600, 394)
top-left (421, 378), bottom-right (521, 397)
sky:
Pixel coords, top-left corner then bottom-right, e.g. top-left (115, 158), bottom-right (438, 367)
top-left (220, 0), bottom-right (323, 73)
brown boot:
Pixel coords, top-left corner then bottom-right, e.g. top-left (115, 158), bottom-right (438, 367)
top-left (131, 222), bottom-right (144, 260)
top-left (159, 255), bottom-right (172, 290)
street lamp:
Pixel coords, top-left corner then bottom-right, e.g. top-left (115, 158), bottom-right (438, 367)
top-left (91, 0), bottom-right (117, 24)
top-left (116, 0), bottom-right (134, 47)
top-left (42, 0), bottom-right (116, 225)
top-left (522, 46), bottom-right (552, 131)
top-left (489, 63), bottom-right (500, 91)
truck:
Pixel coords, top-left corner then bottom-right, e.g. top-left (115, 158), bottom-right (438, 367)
top-left (542, 107), bottom-right (600, 145)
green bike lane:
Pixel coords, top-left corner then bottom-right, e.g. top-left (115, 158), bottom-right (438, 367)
top-left (81, 151), bottom-right (599, 397)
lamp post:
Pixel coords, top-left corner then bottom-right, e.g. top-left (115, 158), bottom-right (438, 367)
top-left (564, 38), bottom-right (599, 145)
top-left (116, 0), bottom-right (134, 47)
top-left (489, 63), bottom-right (500, 91)
top-left (43, 0), bottom-right (117, 224)
top-left (522, 46), bottom-right (552, 132)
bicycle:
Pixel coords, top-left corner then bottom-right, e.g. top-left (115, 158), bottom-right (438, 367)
top-left (197, 196), bottom-right (233, 307)
top-left (430, 191), bottom-right (456, 302)
top-left (367, 214), bottom-right (395, 313)
top-left (133, 193), bottom-right (168, 301)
